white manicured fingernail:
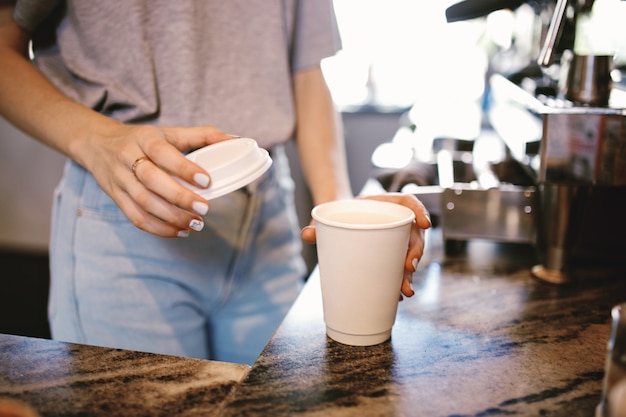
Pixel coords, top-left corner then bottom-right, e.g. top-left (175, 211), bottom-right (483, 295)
top-left (194, 173), bottom-right (210, 188)
top-left (192, 201), bottom-right (209, 216)
top-left (177, 230), bottom-right (190, 238)
top-left (412, 258), bottom-right (418, 270)
top-left (189, 219), bottom-right (204, 231)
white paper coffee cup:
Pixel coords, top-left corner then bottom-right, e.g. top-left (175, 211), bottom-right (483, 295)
top-left (312, 199), bottom-right (415, 346)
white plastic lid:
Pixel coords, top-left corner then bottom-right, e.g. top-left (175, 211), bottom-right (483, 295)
top-left (177, 138), bottom-right (272, 199)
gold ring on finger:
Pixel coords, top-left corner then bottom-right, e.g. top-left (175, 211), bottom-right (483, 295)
top-left (131, 156), bottom-right (149, 180)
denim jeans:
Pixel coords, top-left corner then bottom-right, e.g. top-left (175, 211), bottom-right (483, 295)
top-left (48, 147), bottom-right (305, 365)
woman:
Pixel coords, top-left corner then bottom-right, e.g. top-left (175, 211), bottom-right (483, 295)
top-left (0, 0), bottom-right (431, 364)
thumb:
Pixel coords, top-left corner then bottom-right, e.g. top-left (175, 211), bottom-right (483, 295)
top-left (301, 225), bottom-right (316, 244)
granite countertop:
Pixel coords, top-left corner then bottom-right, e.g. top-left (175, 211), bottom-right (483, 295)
top-left (2, 226), bottom-right (625, 417)
top-left (0, 334), bottom-right (249, 417)
top-left (217, 228), bottom-right (626, 417)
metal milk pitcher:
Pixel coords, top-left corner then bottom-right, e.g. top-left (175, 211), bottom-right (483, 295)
top-left (565, 54), bottom-right (613, 106)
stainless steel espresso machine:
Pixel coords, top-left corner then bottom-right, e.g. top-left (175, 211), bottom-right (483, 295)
top-left (486, 0), bottom-right (626, 284)
top-left (375, 0), bottom-right (626, 284)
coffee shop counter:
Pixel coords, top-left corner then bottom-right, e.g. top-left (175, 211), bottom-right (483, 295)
top-left (2, 230), bottom-right (625, 416)
top-left (0, 333), bottom-right (250, 416)
top-left (216, 226), bottom-right (626, 417)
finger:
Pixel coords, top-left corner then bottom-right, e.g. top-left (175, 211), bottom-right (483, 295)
top-left (137, 130), bottom-right (213, 191)
top-left (400, 269), bottom-right (415, 298)
top-left (160, 125), bottom-right (236, 150)
top-left (131, 183), bottom-right (204, 233)
top-left (134, 155), bottom-right (209, 213)
top-left (115, 190), bottom-right (192, 238)
top-left (156, 126), bottom-right (241, 188)
top-left (404, 222), bottom-right (426, 272)
top-left (128, 160), bottom-right (207, 232)
top-left (403, 194), bottom-right (432, 230)
top-left (301, 225), bottom-right (316, 244)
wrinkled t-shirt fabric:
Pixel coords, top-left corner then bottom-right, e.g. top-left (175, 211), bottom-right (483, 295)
top-left (13, 0), bottom-right (341, 149)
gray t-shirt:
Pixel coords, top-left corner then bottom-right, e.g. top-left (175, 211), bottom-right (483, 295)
top-left (13, 0), bottom-right (341, 148)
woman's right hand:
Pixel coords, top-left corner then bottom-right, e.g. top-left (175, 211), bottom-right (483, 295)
top-left (81, 123), bottom-right (236, 238)
top-left (0, 3), bottom-right (236, 238)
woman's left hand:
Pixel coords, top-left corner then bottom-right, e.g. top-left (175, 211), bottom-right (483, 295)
top-left (301, 193), bottom-right (431, 298)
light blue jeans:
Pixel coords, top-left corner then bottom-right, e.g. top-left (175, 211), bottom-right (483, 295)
top-left (48, 147), bottom-right (305, 365)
